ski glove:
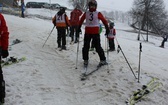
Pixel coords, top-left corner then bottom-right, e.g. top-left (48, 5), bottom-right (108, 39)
top-left (2, 50), bottom-right (9, 58)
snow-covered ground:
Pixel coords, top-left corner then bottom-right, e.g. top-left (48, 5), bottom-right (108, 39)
top-left (2, 7), bottom-right (168, 105)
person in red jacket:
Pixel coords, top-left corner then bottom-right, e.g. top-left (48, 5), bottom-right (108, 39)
top-left (70, 5), bottom-right (82, 43)
top-left (0, 13), bottom-right (9, 104)
top-left (107, 22), bottom-right (116, 51)
top-left (78, 0), bottom-right (109, 66)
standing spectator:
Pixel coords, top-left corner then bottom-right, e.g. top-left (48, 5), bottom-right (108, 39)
top-left (0, 13), bottom-right (9, 104)
top-left (160, 34), bottom-right (168, 48)
top-left (52, 7), bottom-right (70, 50)
top-left (21, 0), bottom-right (25, 18)
top-left (70, 5), bottom-right (82, 43)
top-left (107, 22), bottom-right (116, 51)
top-left (78, 0), bottom-right (109, 66)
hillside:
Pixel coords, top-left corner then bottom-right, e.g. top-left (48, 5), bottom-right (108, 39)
top-left (2, 8), bottom-right (168, 105)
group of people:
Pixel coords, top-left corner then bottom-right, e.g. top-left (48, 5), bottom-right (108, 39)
top-left (1, 0), bottom-right (116, 104)
top-left (52, 0), bottom-right (116, 66)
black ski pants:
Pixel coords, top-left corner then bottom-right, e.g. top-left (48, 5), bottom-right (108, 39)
top-left (82, 34), bottom-right (106, 61)
top-left (70, 25), bottom-right (79, 42)
top-left (108, 39), bottom-right (115, 50)
top-left (57, 27), bottom-right (66, 47)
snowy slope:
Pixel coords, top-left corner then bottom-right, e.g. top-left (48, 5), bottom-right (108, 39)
top-left (2, 8), bottom-right (168, 105)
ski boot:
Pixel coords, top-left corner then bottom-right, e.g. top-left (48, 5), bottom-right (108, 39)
top-left (84, 60), bottom-right (88, 67)
top-left (98, 60), bottom-right (108, 67)
top-left (8, 57), bottom-right (17, 63)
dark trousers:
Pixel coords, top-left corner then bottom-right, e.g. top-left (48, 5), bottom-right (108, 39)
top-left (108, 39), bottom-right (115, 50)
top-left (21, 11), bottom-right (24, 18)
top-left (160, 38), bottom-right (167, 47)
top-left (70, 26), bottom-right (79, 41)
top-left (0, 55), bottom-right (5, 101)
top-left (57, 27), bottom-right (66, 47)
top-left (82, 34), bottom-right (106, 61)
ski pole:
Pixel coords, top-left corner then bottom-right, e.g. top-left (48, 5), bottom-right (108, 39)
top-left (66, 27), bottom-right (71, 48)
top-left (115, 37), bottom-right (137, 79)
top-left (106, 37), bottom-right (110, 73)
top-left (105, 36), bottom-right (107, 51)
top-left (42, 26), bottom-right (55, 48)
top-left (138, 43), bottom-right (142, 82)
top-left (75, 25), bottom-right (81, 69)
top-left (75, 34), bottom-right (80, 69)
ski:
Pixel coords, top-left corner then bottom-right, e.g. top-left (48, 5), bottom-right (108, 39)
top-left (80, 63), bottom-right (107, 81)
top-left (126, 78), bottom-right (163, 105)
top-left (126, 77), bottom-right (156, 104)
top-left (1, 57), bottom-right (26, 67)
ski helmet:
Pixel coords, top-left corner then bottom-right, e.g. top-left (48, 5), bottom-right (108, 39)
top-left (60, 7), bottom-right (66, 13)
top-left (88, 0), bottom-right (97, 12)
top-left (109, 22), bottom-right (114, 27)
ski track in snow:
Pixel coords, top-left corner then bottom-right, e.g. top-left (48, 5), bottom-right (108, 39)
top-left (2, 9), bottom-right (168, 105)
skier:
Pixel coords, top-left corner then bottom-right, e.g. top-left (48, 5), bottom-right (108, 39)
top-left (70, 5), bottom-right (83, 43)
top-left (78, 0), bottom-right (110, 66)
top-left (90, 23), bottom-right (102, 51)
top-left (107, 22), bottom-right (116, 51)
top-left (52, 7), bottom-right (70, 50)
top-left (0, 13), bottom-right (9, 104)
top-left (160, 34), bottom-right (168, 48)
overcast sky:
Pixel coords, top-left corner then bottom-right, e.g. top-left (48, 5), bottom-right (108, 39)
top-left (96, 0), bottom-right (134, 12)
top-left (25, 0), bottom-right (168, 12)
top-left (96, 0), bottom-right (168, 12)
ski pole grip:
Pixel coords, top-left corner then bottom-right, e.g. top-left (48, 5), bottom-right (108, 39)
top-left (140, 43), bottom-right (142, 52)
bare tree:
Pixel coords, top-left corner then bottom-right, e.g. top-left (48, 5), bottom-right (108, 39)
top-left (68, 0), bottom-right (90, 11)
top-left (130, 0), bottom-right (168, 39)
